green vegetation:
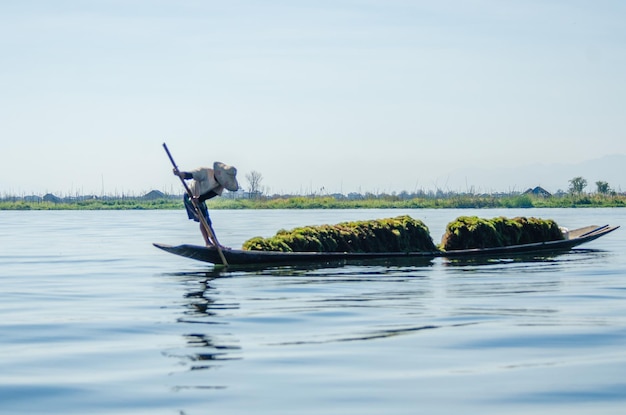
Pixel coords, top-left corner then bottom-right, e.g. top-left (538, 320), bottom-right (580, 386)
top-left (440, 216), bottom-right (563, 251)
top-left (230, 193), bottom-right (626, 209)
top-left (596, 181), bottom-right (611, 195)
top-left (1, 192), bottom-right (626, 210)
top-left (210, 192), bottom-right (626, 209)
top-left (240, 214), bottom-right (566, 253)
top-left (0, 198), bottom-right (182, 210)
top-left (2, 175), bottom-right (625, 210)
top-left (568, 176), bottom-right (588, 195)
top-left (242, 215), bottom-right (437, 253)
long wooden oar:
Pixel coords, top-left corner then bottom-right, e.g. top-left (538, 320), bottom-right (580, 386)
top-left (162, 143), bottom-right (228, 266)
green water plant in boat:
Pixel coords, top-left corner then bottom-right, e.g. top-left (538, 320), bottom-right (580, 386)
top-left (242, 215), bottom-right (437, 253)
top-left (440, 216), bottom-right (564, 251)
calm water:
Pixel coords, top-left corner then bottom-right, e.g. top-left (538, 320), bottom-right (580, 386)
top-left (1, 208), bottom-right (625, 414)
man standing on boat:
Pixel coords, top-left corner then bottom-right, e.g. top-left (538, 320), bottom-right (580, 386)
top-left (173, 162), bottom-right (239, 247)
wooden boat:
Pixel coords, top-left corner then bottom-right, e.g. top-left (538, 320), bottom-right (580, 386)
top-left (154, 224), bottom-right (619, 266)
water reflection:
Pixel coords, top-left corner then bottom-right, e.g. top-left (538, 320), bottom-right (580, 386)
top-left (269, 323), bottom-right (468, 346)
top-left (199, 256), bottom-right (436, 274)
top-left (439, 249), bottom-right (615, 326)
top-left (178, 273), bottom-right (238, 324)
top-left (182, 333), bottom-right (241, 369)
top-left (441, 248), bottom-right (608, 268)
top-left (164, 248), bottom-right (612, 374)
top-left (165, 271), bottom-right (242, 374)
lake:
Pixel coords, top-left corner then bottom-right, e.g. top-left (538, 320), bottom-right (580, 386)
top-left (1, 208), bottom-right (625, 414)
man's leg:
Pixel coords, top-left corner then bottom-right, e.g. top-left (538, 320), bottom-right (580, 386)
top-left (199, 223), bottom-right (212, 246)
top-left (200, 206), bottom-right (215, 246)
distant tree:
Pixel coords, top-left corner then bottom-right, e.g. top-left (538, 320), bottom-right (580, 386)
top-left (246, 170), bottom-right (263, 196)
top-left (568, 176), bottom-right (587, 195)
top-left (595, 181), bottom-right (611, 194)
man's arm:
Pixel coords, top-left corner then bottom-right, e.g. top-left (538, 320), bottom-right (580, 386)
top-left (199, 190), bottom-right (220, 202)
top-left (173, 169), bottom-right (193, 180)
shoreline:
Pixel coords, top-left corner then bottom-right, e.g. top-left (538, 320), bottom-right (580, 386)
top-left (1, 194), bottom-right (625, 210)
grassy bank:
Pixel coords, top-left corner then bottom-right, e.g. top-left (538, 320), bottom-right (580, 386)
top-left (212, 194), bottom-right (626, 209)
top-left (2, 193), bottom-right (626, 210)
top-left (0, 198), bottom-right (182, 210)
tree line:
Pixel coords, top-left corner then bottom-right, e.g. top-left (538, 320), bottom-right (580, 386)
top-left (568, 177), bottom-right (613, 196)
top-left (245, 171), bottom-right (620, 198)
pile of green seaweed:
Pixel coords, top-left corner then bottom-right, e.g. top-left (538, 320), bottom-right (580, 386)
top-left (440, 216), bottom-right (564, 251)
top-left (241, 215), bottom-right (566, 253)
top-left (242, 215), bottom-right (437, 253)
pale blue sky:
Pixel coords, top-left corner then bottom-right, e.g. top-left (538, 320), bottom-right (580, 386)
top-left (1, 1), bottom-right (625, 196)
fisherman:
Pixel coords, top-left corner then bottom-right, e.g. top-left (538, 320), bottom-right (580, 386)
top-left (173, 162), bottom-right (239, 247)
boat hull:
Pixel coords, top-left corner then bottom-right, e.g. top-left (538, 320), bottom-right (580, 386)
top-left (154, 225), bottom-right (619, 266)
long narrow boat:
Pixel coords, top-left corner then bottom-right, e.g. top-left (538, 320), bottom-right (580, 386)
top-left (154, 224), bottom-right (619, 266)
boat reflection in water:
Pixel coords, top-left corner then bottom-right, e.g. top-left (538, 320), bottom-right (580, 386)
top-left (165, 271), bottom-right (242, 378)
top-left (161, 242), bottom-right (616, 400)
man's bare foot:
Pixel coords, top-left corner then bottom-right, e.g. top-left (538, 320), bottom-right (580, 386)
top-left (206, 242), bottom-right (232, 251)
top-left (206, 243), bottom-right (231, 250)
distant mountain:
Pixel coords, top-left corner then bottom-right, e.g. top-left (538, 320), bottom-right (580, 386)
top-left (445, 154), bottom-right (626, 194)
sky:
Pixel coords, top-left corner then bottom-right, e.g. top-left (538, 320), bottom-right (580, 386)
top-left (1, 0), bottom-right (625, 196)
